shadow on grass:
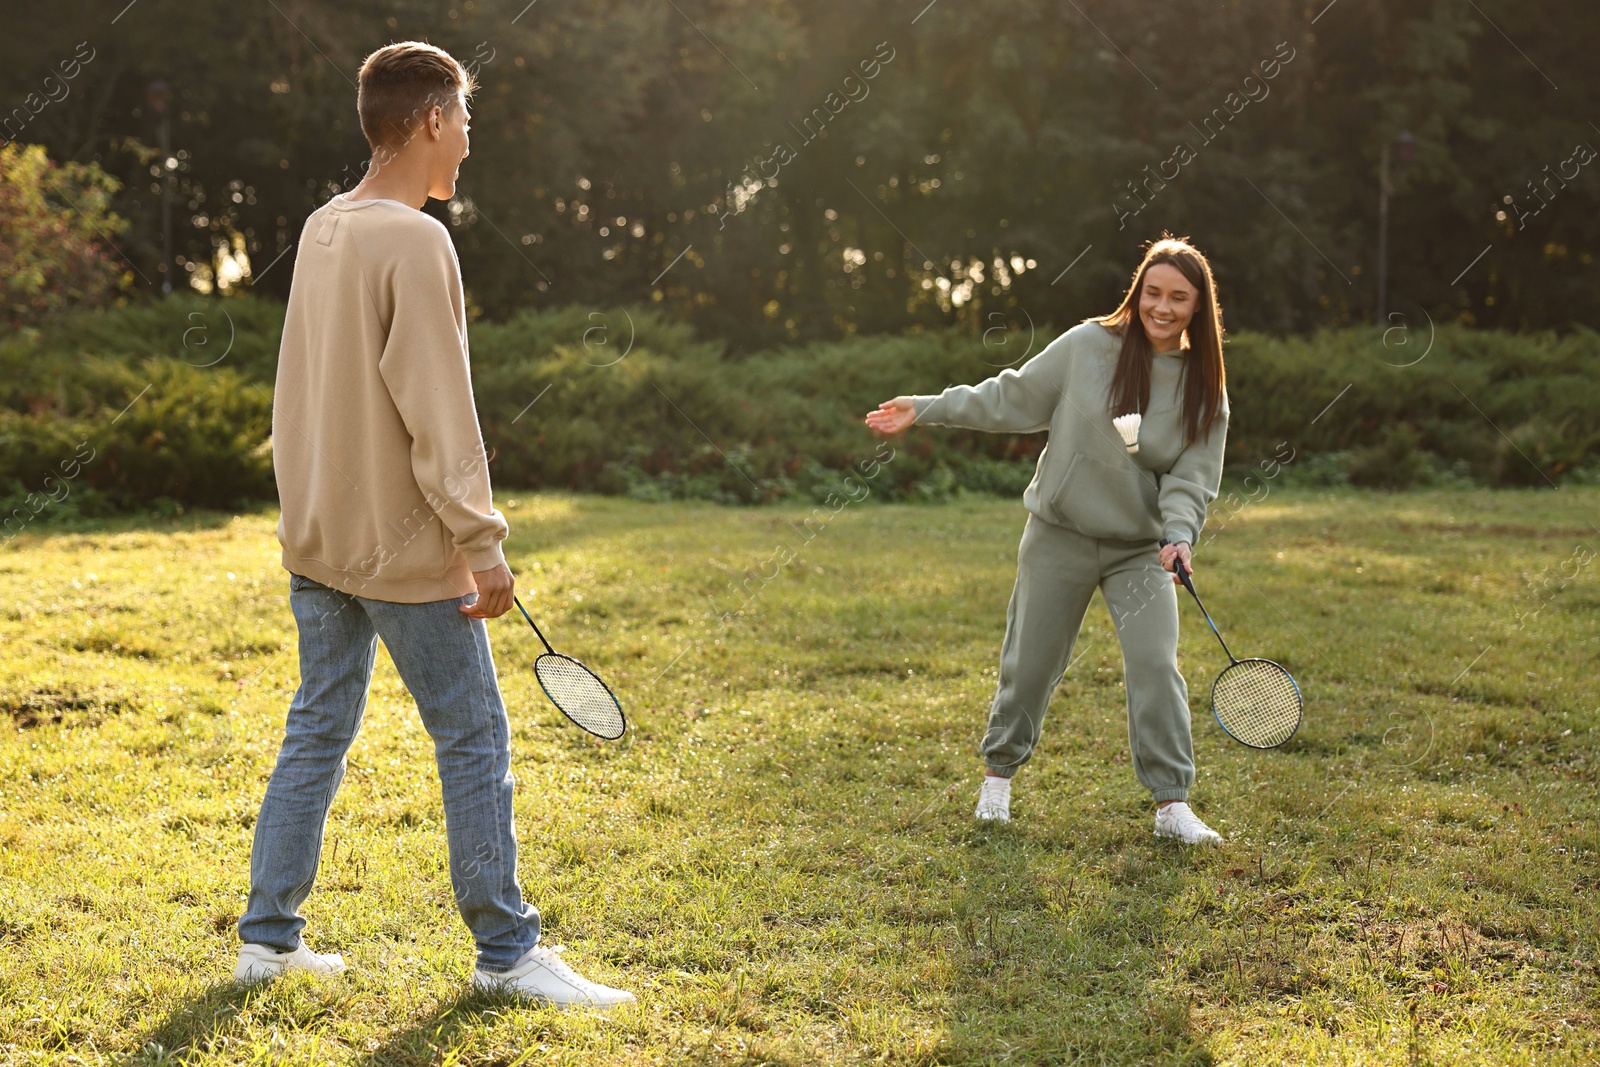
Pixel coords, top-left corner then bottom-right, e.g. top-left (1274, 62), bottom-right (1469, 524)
top-left (0, 495), bottom-right (626, 560)
top-left (1, 506), bottom-right (256, 548)
top-left (121, 980), bottom-right (258, 1065)
top-left (351, 988), bottom-right (533, 1067)
top-left (939, 814), bottom-right (1213, 1066)
top-left (120, 980), bottom-right (527, 1065)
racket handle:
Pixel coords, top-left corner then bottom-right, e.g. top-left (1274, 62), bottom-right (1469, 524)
top-left (1158, 538), bottom-right (1197, 596)
top-left (513, 595), bottom-right (556, 655)
top-left (1160, 538), bottom-right (1235, 662)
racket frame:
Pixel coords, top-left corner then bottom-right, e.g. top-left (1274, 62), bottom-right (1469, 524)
top-left (1209, 657), bottom-right (1303, 749)
top-left (1158, 539), bottom-right (1303, 749)
top-left (514, 596), bottom-right (628, 740)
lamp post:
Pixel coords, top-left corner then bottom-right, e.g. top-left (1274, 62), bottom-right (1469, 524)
top-left (146, 79), bottom-right (173, 294)
top-left (1376, 130), bottom-right (1415, 326)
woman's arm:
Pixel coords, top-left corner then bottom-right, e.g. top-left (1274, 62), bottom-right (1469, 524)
top-left (868, 332), bottom-right (1074, 435)
top-left (1158, 400), bottom-right (1229, 548)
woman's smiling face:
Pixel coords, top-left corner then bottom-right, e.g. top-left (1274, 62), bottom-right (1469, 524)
top-left (1138, 262), bottom-right (1197, 352)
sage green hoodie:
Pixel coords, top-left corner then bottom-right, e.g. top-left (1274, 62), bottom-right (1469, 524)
top-left (911, 321), bottom-right (1228, 546)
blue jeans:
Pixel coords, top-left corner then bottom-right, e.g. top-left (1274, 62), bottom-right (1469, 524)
top-left (238, 574), bottom-right (540, 972)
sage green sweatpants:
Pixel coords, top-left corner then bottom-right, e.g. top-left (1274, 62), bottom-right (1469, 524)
top-left (981, 515), bottom-right (1195, 802)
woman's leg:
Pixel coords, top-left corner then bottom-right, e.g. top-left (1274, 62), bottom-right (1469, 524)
top-left (980, 517), bottom-right (1101, 777)
top-left (1100, 547), bottom-right (1194, 803)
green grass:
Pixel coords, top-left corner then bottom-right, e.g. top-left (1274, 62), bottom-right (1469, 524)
top-left (1, 488), bottom-right (1597, 1065)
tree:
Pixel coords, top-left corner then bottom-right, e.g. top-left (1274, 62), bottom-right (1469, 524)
top-left (0, 142), bottom-right (130, 330)
top-left (0, 0), bottom-right (1595, 342)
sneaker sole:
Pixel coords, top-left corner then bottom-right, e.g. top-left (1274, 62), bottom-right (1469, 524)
top-left (235, 954), bottom-right (347, 983)
top-left (234, 964), bottom-right (347, 982)
top-left (471, 975), bottom-right (635, 1010)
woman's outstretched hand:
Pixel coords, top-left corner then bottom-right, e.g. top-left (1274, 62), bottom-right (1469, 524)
top-left (1159, 541), bottom-right (1194, 584)
top-left (865, 396), bottom-right (917, 435)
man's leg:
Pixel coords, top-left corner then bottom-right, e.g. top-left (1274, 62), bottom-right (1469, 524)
top-left (362, 594), bottom-right (539, 973)
top-left (980, 517), bottom-right (1102, 777)
top-left (238, 575), bottom-right (378, 951)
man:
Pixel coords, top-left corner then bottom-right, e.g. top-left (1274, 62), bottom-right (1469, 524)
top-left (236, 41), bottom-right (632, 1010)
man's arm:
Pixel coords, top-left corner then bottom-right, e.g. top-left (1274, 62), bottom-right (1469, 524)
top-left (376, 229), bottom-right (510, 580)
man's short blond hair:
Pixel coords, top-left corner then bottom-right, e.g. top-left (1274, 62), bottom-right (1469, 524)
top-left (356, 41), bottom-right (476, 151)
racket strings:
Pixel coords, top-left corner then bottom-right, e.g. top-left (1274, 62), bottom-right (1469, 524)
top-left (534, 653), bottom-right (626, 740)
top-left (1212, 659), bottom-right (1301, 748)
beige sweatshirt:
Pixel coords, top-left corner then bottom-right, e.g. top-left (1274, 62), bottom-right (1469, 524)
top-left (272, 193), bottom-right (508, 603)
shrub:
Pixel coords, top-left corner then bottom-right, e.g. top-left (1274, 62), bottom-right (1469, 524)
top-left (5, 298), bottom-right (1600, 511)
top-left (465, 306), bottom-right (1054, 503)
top-left (1347, 425), bottom-right (1437, 489)
top-left (0, 144), bottom-right (130, 330)
top-left (0, 342), bottom-right (272, 513)
top-left (1222, 324), bottom-right (1600, 486)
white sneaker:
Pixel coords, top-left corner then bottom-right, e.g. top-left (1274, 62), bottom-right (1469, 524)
top-left (974, 775), bottom-right (1011, 822)
top-left (235, 942), bottom-right (347, 983)
top-left (472, 945), bottom-right (635, 1009)
top-left (1154, 801), bottom-right (1223, 845)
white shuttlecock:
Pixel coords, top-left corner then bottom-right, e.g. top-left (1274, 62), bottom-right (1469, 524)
top-left (1113, 413), bottom-right (1142, 454)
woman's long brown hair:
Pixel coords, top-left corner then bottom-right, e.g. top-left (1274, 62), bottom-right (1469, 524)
top-left (1091, 235), bottom-right (1226, 445)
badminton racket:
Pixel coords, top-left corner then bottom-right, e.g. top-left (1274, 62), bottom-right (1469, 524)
top-left (512, 596), bottom-right (627, 740)
top-left (1159, 540), bottom-right (1302, 749)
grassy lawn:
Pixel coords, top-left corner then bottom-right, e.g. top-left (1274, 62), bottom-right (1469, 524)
top-left (1, 487), bottom-right (1597, 1065)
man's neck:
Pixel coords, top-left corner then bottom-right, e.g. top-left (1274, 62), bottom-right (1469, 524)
top-left (348, 165), bottom-right (429, 209)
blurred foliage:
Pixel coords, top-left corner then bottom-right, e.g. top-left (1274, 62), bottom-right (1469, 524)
top-left (2, 296), bottom-right (1597, 514)
top-left (1, 1), bottom-right (1596, 349)
top-left (0, 299), bottom-right (276, 514)
top-left (0, 144), bottom-right (130, 329)
top-left (1221, 324), bottom-right (1600, 487)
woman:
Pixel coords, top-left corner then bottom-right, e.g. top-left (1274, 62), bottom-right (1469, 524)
top-left (864, 236), bottom-right (1229, 843)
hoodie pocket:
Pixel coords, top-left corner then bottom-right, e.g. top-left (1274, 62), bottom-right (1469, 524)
top-left (1049, 453), bottom-right (1163, 540)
